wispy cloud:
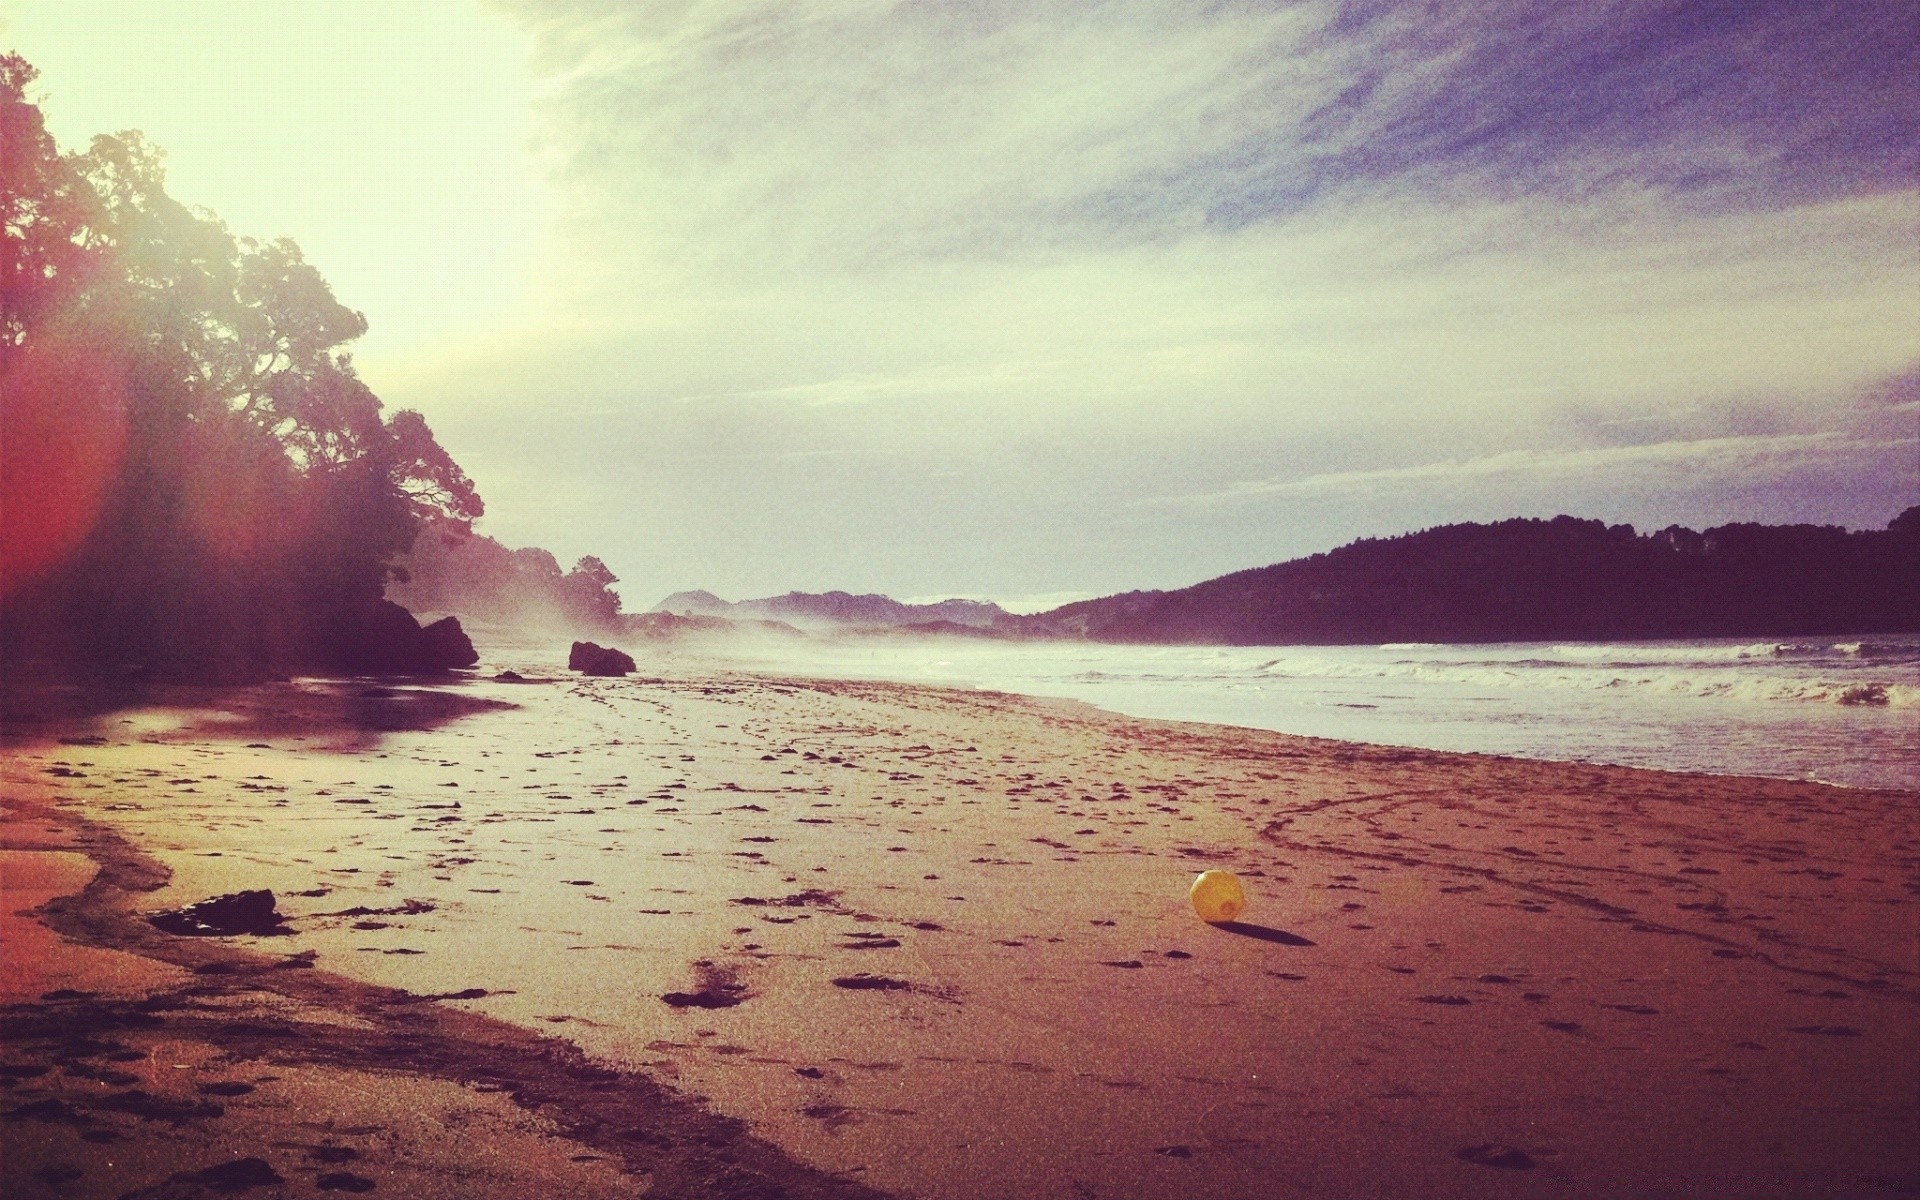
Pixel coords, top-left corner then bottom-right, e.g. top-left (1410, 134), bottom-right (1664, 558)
top-left (720, 363), bottom-right (1053, 407)
top-left (409, 0), bottom-right (1920, 598)
top-left (510, 0), bottom-right (1917, 268)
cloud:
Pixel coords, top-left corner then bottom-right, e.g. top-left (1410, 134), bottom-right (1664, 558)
top-left (394, 0), bottom-right (1920, 598)
top-left (720, 363), bottom-right (1051, 407)
top-left (506, 0), bottom-right (1916, 267)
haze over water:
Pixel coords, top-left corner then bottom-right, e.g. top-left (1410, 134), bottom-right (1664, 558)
top-left (720, 635), bottom-right (1920, 790)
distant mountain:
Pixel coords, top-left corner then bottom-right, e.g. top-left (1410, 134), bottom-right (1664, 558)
top-left (618, 610), bottom-right (806, 640)
top-left (1024, 510), bottom-right (1920, 645)
top-left (653, 589), bottom-right (1015, 631)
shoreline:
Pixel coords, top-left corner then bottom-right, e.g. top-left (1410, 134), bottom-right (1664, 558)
top-left (0, 723), bottom-right (887, 1199)
top-left (696, 632), bottom-right (1920, 791)
top-left (753, 663), bottom-right (1907, 792)
top-left (5, 667), bottom-right (1917, 1198)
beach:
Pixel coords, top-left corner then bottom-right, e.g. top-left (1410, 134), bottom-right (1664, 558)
top-left (4, 661), bottom-right (1916, 1199)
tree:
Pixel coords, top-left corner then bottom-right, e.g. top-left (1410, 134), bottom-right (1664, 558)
top-left (561, 555), bottom-right (623, 627)
top-left (1, 56), bottom-right (487, 678)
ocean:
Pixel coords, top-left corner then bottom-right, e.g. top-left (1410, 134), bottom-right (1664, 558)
top-left (729, 634), bottom-right (1920, 790)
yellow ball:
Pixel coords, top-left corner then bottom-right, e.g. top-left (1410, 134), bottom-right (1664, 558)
top-left (1189, 869), bottom-right (1247, 923)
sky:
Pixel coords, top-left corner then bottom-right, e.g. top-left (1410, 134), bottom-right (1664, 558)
top-left (7, 0), bottom-right (1917, 610)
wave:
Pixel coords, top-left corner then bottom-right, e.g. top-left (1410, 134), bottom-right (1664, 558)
top-left (1546, 641), bottom-right (1814, 665)
top-left (734, 635), bottom-right (1919, 788)
top-left (1216, 651), bottom-right (1917, 708)
top-left (1617, 675), bottom-right (1917, 708)
top-left (1839, 641), bottom-right (1920, 662)
top-left (836, 637), bottom-right (1920, 714)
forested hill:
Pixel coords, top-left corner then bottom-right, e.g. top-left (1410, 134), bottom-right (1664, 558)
top-left (1028, 511), bottom-right (1920, 645)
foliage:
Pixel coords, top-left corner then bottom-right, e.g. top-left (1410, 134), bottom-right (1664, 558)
top-left (1037, 512), bottom-right (1920, 644)
top-left (1, 54), bottom-right (483, 678)
top-left (387, 521), bottom-right (625, 633)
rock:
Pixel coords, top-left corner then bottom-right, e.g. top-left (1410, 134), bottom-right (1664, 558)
top-left (149, 890), bottom-right (289, 937)
top-left (313, 601), bottom-right (479, 675)
top-left (358, 599), bottom-right (433, 672)
top-left (568, 641), bottom-right (635, 676)
top-left (420, 615), bottom-right (478, 669)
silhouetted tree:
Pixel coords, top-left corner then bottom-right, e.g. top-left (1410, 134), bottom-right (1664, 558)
top-left (2, 56), bottom-right (484, 679)
top-left (385, 522), bottom-right (627, 634)
top-left (561, 556), bottom-right (623, 628)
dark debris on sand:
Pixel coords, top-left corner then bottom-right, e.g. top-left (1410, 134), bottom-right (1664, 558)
top-left (147, 890), bottom-right (289, 937)
top-left (4, 794), bottom-right (892, 1200)
top-left (831, 974), bottom-right (911, 991)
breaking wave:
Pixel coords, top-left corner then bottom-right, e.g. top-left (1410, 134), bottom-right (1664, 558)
top-left (1226, 640), bottom-right (1918, 708)
top-left (731, 633), bottom-right (1920, 789)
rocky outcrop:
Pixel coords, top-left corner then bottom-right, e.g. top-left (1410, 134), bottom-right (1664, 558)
top-left (316, 602), bottom-right (480, 675)
top-left (569, 641), bottom-right (636, 676)
top-left (420, 615), bottom-right (478, 669)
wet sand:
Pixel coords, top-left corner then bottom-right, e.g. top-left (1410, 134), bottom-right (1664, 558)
top-left (3, 662), bottom-right (1916, 1198)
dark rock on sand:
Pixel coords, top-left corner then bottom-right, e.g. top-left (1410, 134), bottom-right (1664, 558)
top-left (313, 603), bottom-right (479, 675)
top-left (569, 641), bottom-right (636, 676)
top-left (420, 616), bottom-right (479, 669)
top-left (148, 891), bottom-right (288, 937)
top-left (320, 600), bottom-right (437, 675)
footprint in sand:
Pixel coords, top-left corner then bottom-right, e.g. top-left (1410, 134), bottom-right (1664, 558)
top-left (196, 1082), bottom-right (256, 1097)
top-left (1788, 1025), bottom-right (1862, 1037)
top-left (316, 1172), bottom-right (378, 1192)
top-left (122, 1158), bottom-right (284, 1196)
top-left (1456, 1144), bottom-right (1536, 1169)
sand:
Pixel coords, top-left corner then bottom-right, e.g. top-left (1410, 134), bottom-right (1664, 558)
top-left (3, 662), bottom-right (1915, 1199)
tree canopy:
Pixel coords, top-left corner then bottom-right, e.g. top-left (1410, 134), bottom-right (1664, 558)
top-left (2, 53), bottom-right (484, 679)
